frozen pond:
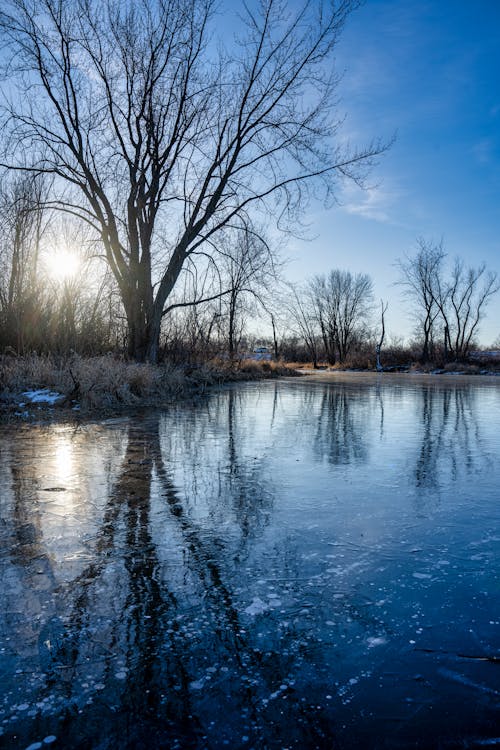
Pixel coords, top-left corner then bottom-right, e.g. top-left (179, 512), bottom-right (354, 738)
top-left (1, 375), bottom-right (499, 749)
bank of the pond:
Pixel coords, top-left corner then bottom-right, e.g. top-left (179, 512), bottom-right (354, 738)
top-left (296, 368), bottom-right (500, 387)
top-left (0, 354), bottom-right (299, 422)
top-left (3, 354), bottom-right (500, 423)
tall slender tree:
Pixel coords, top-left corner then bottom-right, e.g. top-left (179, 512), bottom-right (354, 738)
top-left (397, 239), bottom-right (445, 362)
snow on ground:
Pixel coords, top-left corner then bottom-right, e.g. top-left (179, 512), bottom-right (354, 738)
top-left (21, 389), bottom-right (64, 405)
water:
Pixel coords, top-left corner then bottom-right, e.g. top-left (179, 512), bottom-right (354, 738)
top-left (1, 374), bottom-right (499, 749)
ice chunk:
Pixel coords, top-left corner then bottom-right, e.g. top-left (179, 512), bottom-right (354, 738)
top-left (244, 597), bottom-right (268, 616)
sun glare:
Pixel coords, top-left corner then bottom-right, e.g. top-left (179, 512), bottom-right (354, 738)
top-left (47, 249), bottom-right (81, 281)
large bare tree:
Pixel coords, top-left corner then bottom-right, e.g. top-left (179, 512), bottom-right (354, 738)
top-left (0, 0), bottom-right (384, 362)
top-left (310, 269), bottom-right (374, 364)
top-left (398, 239), bottom-right (499, 361)
top-left (438, 258), bottom-right (499, 360)
top-left (397, 239), bottom-right (445, 362)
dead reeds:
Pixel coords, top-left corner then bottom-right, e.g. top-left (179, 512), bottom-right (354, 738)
top-left (0, 353), bottom-right (297, 416)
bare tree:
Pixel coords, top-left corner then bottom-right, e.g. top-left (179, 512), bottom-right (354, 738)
top-left (310, 269), bottom-right (374, 364)
top-left (263, 299), bottom-right (289, 361)
top-left (444, 259), bottom-right (499, 359)
top-left (155, 225), bottom-right (277, 361)
top-left (397, 239), bottom-right (445, 362)
top-left (309, 274), bottom-right (337, 364)
top-left (218, 228), bottom-right (278, 359)
top-left (0, 174), bottom-right (50, 352)
top-left (0, 0), bottom-right (385, 362)
top-left (398, 239), bottom-right (499, 362)
top-left (286, 283), bottom-right (320, 368)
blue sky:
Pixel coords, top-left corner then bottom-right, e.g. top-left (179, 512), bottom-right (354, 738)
top-left (285, 0), bottom-right (500, 345)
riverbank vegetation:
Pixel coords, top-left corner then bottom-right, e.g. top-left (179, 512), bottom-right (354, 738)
top-left (2, 342), bottom-right (499, 421)
top-left (0, 353), bottom-right (296, 417)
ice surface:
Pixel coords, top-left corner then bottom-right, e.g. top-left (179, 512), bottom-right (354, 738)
top-left (1, 378), bottom-right (499, 749)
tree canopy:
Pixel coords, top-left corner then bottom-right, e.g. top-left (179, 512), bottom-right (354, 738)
top-left (0, 0), bottom-right (384, 361)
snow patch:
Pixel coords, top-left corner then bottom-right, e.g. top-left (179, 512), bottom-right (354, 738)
top-left (22, 389), bottom-right (63, 405)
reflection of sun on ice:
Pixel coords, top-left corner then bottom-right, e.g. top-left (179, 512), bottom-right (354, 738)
top-left (46, 249), bottom-right (80, 281)
top-left (54, 439), bottom-right (74, 483)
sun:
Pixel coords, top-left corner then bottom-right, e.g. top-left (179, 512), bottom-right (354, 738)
top-left (46, 249), bottom-right (81, 281)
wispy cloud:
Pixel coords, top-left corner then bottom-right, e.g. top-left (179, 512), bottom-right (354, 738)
top-left (340, 182), bottom-right (402, 224)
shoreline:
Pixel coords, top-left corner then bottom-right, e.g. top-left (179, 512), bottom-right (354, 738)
top-left (293, 368), bottom-right (500, 387)
top-left (2, 362), bottom-right (500, 425)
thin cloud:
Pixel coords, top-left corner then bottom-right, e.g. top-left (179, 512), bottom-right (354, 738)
top-left (340, 183), bottom-right (401, 224)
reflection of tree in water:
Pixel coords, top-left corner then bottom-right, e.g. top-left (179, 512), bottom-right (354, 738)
top-left (414, 385), bottom-right (482, 492)
top-left (1, 431), bottom-right (59, 678)
top-left (161, 387), bottom-right (274, 545)
top-left (2, 416), bottom-right (338, 748)
top-left (312, 386), bottom-right (368, 466)
top-left (224, 388), bottom-right (273, 541)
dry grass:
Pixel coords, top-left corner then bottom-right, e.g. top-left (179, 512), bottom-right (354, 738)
top-left (233, 358), bottom-right (298, 378)
top-left (0, 353), bottom-right (298, 417)
top-left (285, 361), bottom-right (321, 370)
top-left (0, 354), bottom-right (193, 413)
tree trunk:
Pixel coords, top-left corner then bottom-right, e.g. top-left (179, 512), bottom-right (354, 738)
top-left (228, 292), bottom-right (237, 360)
top-left (125, 297), bottom-right (158, 363)
top-left (271, 315), bottom-right (279, 360)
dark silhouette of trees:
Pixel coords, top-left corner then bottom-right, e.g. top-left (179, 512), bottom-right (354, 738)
top-left (0, 175), bottom-right (49, 352)
top-left (0, 0), bottom-right (385, 362)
